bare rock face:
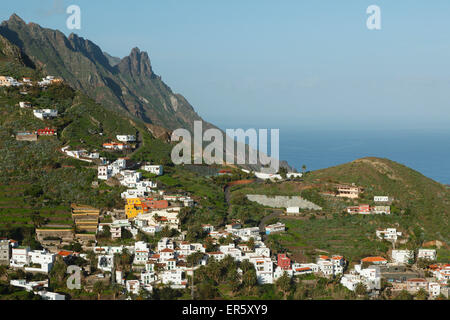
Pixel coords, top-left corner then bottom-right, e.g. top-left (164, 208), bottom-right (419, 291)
top-left (117, 47), bottom-right (154, 79)
top-left (0, 14), bottom-right (212, 132)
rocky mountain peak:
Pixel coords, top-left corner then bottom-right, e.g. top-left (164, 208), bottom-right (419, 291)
top-left (118, 47), bottom-right (154, 78)
top-left (8, 14), bottom-right (25, 25)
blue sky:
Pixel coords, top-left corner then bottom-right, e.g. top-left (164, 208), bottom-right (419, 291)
top-left (2, 0), bottom-right (450, 132)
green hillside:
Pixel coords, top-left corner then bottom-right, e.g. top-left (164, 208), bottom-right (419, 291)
top-left (306, 157), bottom-right (450, 241)
top-left (260, 157), bottom-right (450, 264)
top-left (0, 51), bottom-right (137, 236)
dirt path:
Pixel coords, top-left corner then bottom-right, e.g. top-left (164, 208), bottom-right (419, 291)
top-left (224, 184), bottom-right (232, 215)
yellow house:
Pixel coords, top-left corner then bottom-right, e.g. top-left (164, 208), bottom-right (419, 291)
top-left (126, 198), bottom-right (143, 219)
top-left (127, 198), bottom-right (142, 205)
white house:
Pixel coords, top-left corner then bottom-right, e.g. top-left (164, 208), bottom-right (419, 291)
top-left (317, 260), bottom-right (334, 277)
top-left (341, 267), bottom-right (381, 292)
top-left (182, 198), bottom-right (194, 207)
top-left (161, 269), bottom-right (185, 286)
top-left (38, 291), bottom-right (66, 300)
top-left (254, 246), bottom-right (271, 258)
top-left (286, 207), bottom-right (300, 214)
top-left (316, 255), bottom-right (345, 276)
top-left (26, 250), bottom-right (55, 273)
top-left (33, 109), bottom-right (58, 120)
top-left (142, 164), bottom-right (163, 176)
top-left (110, 225), bottom-right (122, 239)
top-left (97, 255), bottom-right (114, 272)
top-left (98, 166), bottom-right (111, 180)
top-left (374, 196), bottom-right (391, 202)
top-left (376, 228), bottom-right (402, 241)
top-left (428, 282), bottom-right (441, 298)
top-left (265, 223), bottom-right (285, 235)
top-left (157, 238), bottom-right (175, 251)
top-left (231, 227), bottom-right (261, 241)
top-left (417, 249), bottom-right (437, 261)
top-left (116, 270), bottom-right (125, 285)
top-left (10, 247), bottom-right (30, 267)
top-left (219, 243), bottom-right (243, 261)
top-left (141, 225), bottom-right (162, 235)
top-left (119, 170), bottom-right (142, 187)
top-left (126, 280), bottom-right (140, 295)
top-left (391, 250), bottom-right (414, 264)
top-left (19, 102), bottom-right (32, 108)
top-left (10, 279), bottom-right (48, 292)
top-left (116, 135), bottom-right (136, 142)
top-left (340, 273), bottom-right (366, 292)
top-left (207, 251), bottom-right (225, 261)
top-left (160, 248), bottom-right (175, 262)
top-left (286, 172), bottom-right (303, 179)
top-left (273, 267), bottom-right (294, 281)
top-left (141, 271), bottom-right (156, 286)
top-left (121, 189), bottom-right (146, 199)
top-left (249, 256), bottom-right (274, 284)
top-left (433, 265), bottom-right (450, 284)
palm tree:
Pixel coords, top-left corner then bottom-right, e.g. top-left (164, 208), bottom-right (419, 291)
top-left (276, 272), bottom-right (292, 299)
top-left (111, 283), bottom-right (121, 300)
top-left (301, 164), bottom-right (307, 175)
top-left (242, 269), bottom-right (257, 294)
top-left (228, 269), bottom-right (241, 293)
top-left (86, 250), bottom-right (96, 270)
top-left (93, 281), bottom-right (105, 300)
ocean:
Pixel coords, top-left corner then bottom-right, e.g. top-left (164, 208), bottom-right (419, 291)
top-left (279, 129), bottom-right (450, 185)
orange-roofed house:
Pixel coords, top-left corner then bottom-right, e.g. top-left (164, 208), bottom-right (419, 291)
top-left (361, 256), bottom-right (388, 265)
top-left (57, 250), bottom-right (73, 257)
top-left (294, 267), bottom-right (313, 275)
top-left (125, 197), bottom-right (169, 218)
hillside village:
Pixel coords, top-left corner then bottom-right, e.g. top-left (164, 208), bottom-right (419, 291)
top-left (0, 73), bottom-right (449, 301)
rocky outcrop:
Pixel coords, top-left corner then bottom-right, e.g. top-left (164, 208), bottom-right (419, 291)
top-left (246, 194), bottom-right (322, 210)
top-left (0, 14), bottom-right (213, 132)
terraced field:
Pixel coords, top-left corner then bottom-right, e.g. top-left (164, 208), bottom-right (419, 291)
top-left (0, 184), bottom-right (72, 231)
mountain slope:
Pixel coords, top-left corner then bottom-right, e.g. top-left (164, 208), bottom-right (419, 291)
top-left (0, 14), bottom-right (213, 132)
top-left (307, 157), bottom-right (450, 241)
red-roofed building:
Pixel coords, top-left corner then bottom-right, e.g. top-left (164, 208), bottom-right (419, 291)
top-left (347, 204), bottom-right (371, 214)
top-left (36, 128), bottom-right (57, 136)
top-left (218, 169), bottom-right (232, 176)
top-left (142, 199), bottom-right (169, 210)
top-left (277, 253), bottom-right (291, 270)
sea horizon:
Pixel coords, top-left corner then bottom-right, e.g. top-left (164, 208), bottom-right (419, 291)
top-left (278, 128), bottom-right (450, 185)
top-left (215, 124), bottom-right (450, 185)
